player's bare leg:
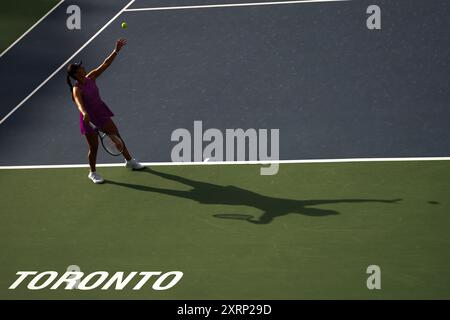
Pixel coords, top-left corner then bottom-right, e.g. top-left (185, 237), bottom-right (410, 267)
top-left (85, 132), bottom-right (104, 183)
top-left (101, 119), bottom-right (132, 161)
top-left (85, 132), bottom-right (99, 172)
top-left (102, 119), bottom-right (145, 170)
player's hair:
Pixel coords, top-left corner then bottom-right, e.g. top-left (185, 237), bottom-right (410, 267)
top-left (66, 75), bottom-right (74, 101)
top-left (66, 63), bottom-right (81, 101)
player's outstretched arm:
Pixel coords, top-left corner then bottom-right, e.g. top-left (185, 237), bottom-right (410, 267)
top-left (87, 38), bottom-right (127, 79)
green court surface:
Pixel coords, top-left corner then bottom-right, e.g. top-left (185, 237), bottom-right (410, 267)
top-left (1, 161), bottom-right (449, 299)
top-left (0, 0), bottom-right (59, 52)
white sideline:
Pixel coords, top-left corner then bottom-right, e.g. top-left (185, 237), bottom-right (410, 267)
top-left (1, 157), bottom-right (449, 170)
top-left (0, 0), bottom-right (136, 126)
top-left (0, 0), bottom-right (65, 59)
top-left (124, 0), bottom-right (351, 12)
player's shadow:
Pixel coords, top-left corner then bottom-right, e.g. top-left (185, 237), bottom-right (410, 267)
top-left (106, 168), bottom-right (401, 224)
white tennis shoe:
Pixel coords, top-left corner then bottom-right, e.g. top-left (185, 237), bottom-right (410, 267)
top-left (125, 158), bottom-right (145, 170)
top-left (88, 171), bottom-right (104, 184)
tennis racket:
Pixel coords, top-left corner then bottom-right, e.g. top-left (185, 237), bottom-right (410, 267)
top-left (89, 122), bottom-right (125, 156)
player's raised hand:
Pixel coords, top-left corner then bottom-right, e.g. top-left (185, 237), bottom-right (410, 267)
top-left (115, 38), bottom-right (127, 52)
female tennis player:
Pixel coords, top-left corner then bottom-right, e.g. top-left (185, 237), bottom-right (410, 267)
top-left (66, 38), bottom-right (144, 184)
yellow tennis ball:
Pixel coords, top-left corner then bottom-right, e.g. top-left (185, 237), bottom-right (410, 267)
top-left (121, 22), bottom-right (127, 29)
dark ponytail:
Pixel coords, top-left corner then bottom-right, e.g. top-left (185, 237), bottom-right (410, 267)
top-left (66, 61), bottom-right (82, 101)
top-left (66, 74), bottom-right (74, 101)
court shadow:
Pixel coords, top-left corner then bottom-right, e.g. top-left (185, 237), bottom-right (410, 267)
top-left (106, 168), bottom-right (401, 224)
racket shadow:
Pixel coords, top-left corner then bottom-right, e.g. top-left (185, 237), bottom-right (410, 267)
top-left (106, 168), bottom-right (402, 225)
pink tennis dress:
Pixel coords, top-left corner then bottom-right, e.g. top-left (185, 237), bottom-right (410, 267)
top-left (76, 77), bottom-right (114, 135)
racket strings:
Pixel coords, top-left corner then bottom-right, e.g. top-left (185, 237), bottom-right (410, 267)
top-left (103, 134), bottom-right (125, 156)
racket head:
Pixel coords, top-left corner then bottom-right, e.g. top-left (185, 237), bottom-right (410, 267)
top-left (101, 133), bottom-right (125, 156)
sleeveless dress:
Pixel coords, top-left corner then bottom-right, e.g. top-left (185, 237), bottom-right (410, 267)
top-left (76, 77), bottom-right (114, 135)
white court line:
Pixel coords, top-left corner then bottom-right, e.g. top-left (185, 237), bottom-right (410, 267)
top-left (1, 157), bottom-right (449, 170)
top-left (0, 0), bottom-right (136, 126)
top-left (0, 0), bottom-right (65, 59)
top-left (124, 0), bottom-right (351, 12)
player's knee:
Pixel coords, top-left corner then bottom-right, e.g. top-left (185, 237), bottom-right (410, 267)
top-left (88, 146), bottom-right (98, 155)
